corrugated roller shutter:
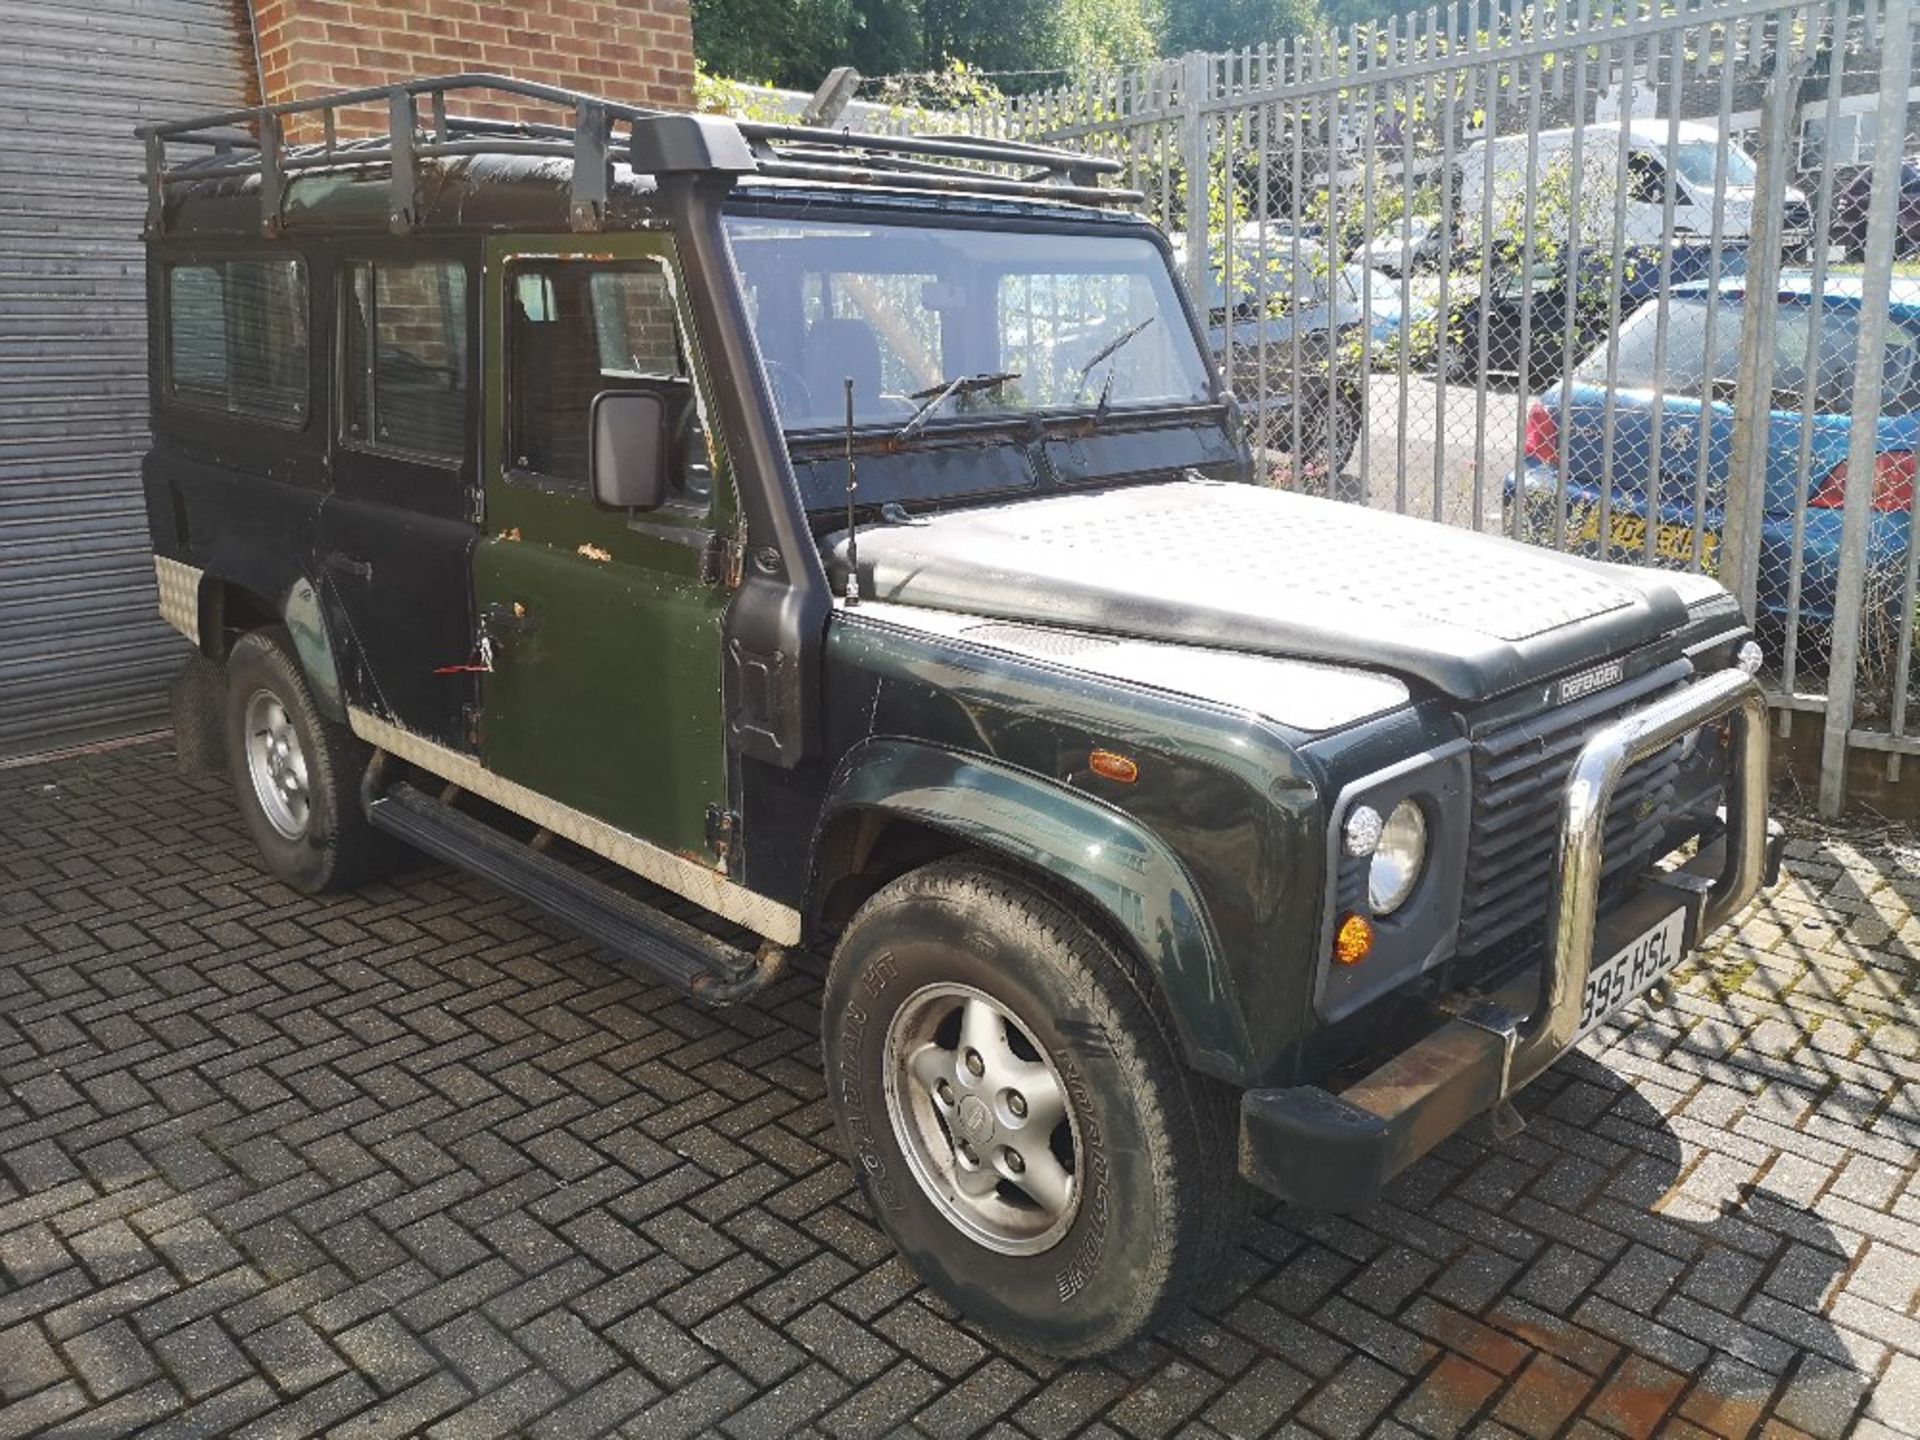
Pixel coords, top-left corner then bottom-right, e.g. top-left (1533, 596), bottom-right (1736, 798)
top-left (0, 0), bottom-right (251, 758)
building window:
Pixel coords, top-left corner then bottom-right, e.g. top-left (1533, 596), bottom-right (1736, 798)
top-left (507, 256), bottom-right (704, 499)
top-left (165, 258), bottom-right (308, 422)
top-left (341, 259), bottom-right (469, 464)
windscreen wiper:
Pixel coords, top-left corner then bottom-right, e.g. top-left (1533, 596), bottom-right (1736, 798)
top-left (889, 371), bottom-right (1021, 449)
top-left (1073, 316), bottom-right (1156, 397)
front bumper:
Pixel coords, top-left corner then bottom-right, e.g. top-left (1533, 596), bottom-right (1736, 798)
top-left (1241, 669), bottom-right (1777, 1212)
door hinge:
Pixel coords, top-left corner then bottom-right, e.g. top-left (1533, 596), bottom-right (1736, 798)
top-left (706, 804), bottom-right (738, 867)
top-left (700, 533), bottom-right (741, 588)
top-left (467, 486), bottom-right (486, 526)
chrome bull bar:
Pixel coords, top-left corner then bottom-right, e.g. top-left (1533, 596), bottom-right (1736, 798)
top-left (1490, 668), bottom-right (1772, 1099)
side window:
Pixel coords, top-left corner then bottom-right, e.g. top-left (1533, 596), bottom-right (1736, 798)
top-left (165, 257), bottom-right (308, 422)
top-left (506, 255), bottom-right (708, 502)
top-left (340, 259), bottom-right (469, 464)
top-left (1627, 151), bottom-right (1666, 205)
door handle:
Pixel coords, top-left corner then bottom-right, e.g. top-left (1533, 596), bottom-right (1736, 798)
top-left (324, 551), bottom-right (373, 582)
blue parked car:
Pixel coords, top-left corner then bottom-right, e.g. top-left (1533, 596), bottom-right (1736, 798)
top-left (1504, 274), bottom-right (1920, 653)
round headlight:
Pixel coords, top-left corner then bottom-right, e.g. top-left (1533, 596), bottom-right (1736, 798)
top-left (1735, 640), bottom-right (1763, 676)
top-left (1368, 799), bottom-right (1428, 915)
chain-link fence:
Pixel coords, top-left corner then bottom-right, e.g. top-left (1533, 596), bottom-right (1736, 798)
top-left (966, 0), bottom-right (1919, 814)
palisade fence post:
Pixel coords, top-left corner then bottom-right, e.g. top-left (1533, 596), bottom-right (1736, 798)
top-left (1819, 0), bottom-right (1916, 816)
top-left (1721, 18), bottom-right (1804, 623)
top-left (1181, 51), bottom-right (1212, 304)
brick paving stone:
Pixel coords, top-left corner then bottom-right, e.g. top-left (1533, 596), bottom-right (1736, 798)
top-left (1677, 1353), bottom-right (1780, 1440)
top-left (1863, 1353), bottom-right (1920, 1435)
top-left (1393, 1353), bottom-right (1503, 1438)
top-left (820, 1358), bottom-right (946, 1440)
top-left (1772, 1354), bottom-right (1870, 1440)
top-left (2, 745), bottom-right (1915, 1439)
top-left (0, 1322), bottom-right (68, 1402)
top-left (1103, 1357), bottom-right (1222, 1439)
top-left (151, 1314), bottom-right (254, 1400)
top-left (62, 1316), bottom-right (160, 1400)
top-left (1584, 1354), bottom-right (1687, 1439)
top-left (1490, 1353), bottom-right (1594, 1440)
top-left (724, 1359), bottom-right (851, 1440)
top-left (525, 1366), bottom-right (660, 1438)
top-left (1299, 1353), bottom-right (1407, 1439)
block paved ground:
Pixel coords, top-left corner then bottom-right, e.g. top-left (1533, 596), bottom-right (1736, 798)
top-left (2, 738), bottom-right (1917, 1440)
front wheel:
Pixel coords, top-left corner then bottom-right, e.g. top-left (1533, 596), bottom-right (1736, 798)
top-left (822, 860), bottom-right (1244, 1357)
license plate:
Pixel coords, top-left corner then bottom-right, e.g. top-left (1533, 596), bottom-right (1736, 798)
top-left (1575, 907), bottom-right (1688, 1042)
top-left (1570, 502), bottom-right (1718, 569)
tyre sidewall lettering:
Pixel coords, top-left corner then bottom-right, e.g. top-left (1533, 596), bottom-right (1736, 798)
top-left (836, 971), bottom-right (907, 1214)
top-left (1049, 1051), bottom-right (1109, 1303)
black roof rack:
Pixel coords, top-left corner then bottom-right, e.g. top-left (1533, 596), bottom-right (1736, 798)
top-left (136, 72), bottom-right (1139, 238)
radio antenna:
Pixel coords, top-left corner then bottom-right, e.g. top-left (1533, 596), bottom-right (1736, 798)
top-left (842, 376), bottom-right (860, 607)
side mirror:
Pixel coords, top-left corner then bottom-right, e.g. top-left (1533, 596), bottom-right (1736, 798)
top-left (589, 391), bottom-right (669, 511)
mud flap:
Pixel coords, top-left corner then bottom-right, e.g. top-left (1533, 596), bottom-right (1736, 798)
top-left (169, 652), bottom-right (227, 776)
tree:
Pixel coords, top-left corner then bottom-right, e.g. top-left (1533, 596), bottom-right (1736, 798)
top-left (1056, 0), bottom-right (1164, 70)
top-left (691, 0), bottom-right (918, 90)
top-left (1161, 0), bottom-right (1322, 53)
top-left (921, 0), bottom-right (1063, 79)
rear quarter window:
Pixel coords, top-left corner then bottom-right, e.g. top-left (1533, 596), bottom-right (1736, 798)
top-left (340, 258), bottom-right (470, 464)
top-left (165, 257), bottom-right (308, 423)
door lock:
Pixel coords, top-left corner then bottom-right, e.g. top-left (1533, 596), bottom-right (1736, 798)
top-left (482, 600), bottom-right (540, 638)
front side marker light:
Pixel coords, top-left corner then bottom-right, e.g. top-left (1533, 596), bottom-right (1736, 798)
top-left (1344, 804), bottom-right (1383, 857)
top-left (1334, 913), bottom-right (1374, 965)
top-left (1088, 749), bottom-right (1139, 784)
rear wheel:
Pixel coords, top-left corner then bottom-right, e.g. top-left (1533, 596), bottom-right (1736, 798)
top-left (223, 627), bottom-right (396, 893)
top-left (822, 859), bottom-right (1244, 1357)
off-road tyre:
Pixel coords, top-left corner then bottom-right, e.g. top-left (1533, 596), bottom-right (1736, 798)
top-left (822, 858), bottom-right (1246, 1357)
top-left (223, 626), bottom-right (395, 894)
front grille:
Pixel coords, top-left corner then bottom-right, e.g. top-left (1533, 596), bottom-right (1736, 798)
top-left (1457, 659), bottom-right (1693, 956)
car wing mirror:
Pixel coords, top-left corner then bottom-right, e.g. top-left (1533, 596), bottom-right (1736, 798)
top-left (589, 391), bottom-right (669, 511)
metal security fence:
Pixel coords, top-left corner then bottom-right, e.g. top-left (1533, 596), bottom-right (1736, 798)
top-left (966, 0), bottom-right (1920, 815)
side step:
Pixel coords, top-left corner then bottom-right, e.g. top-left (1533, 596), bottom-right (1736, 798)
top-left (366, 782), bottom-right (783, 1004)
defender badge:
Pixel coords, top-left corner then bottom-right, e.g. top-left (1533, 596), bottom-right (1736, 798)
top-left (1556, 659), bottom-right (1625, 705)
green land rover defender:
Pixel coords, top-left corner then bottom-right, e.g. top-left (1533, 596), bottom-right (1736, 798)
top-left (140, 76), bottom-right (1780, 1356)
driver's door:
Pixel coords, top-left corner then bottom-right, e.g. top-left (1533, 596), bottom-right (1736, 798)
top-left (473, 233), bottom-right (734, 863)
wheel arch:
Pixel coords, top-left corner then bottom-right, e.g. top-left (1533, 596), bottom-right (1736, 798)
top-left (808, 738), bottom-right (1253, 1082)
top-left (194, 573), bottom-right (347, 722)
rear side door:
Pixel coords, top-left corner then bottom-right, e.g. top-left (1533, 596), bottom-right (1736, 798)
top-left (472, 234), bottom-right (734, 863)
top-left (318, 246), bottom-right (481, 748)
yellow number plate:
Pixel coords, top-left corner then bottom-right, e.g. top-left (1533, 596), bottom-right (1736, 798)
top-left (1569, 501), bottom-right (1719, 570)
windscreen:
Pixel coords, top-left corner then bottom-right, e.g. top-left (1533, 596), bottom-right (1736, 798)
top-left (1577, 294), bottom-right (1920, 413)
top-left (724, 215), bottom-right (1213, 433)
top-left (1670, 139), bottom-right (1758, 191)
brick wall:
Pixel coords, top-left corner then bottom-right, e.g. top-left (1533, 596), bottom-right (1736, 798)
top-left (248, 0), bottom-right (692, 132)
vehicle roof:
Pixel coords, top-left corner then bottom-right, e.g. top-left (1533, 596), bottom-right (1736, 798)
top-left (1486, 118), bottom-right (1724, 145)
top-left (1668, 272), bottom-right (1920, 310)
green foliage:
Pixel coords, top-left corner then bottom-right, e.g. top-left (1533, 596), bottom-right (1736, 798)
top-left (691, 0), bottom-right (918, 90)
top-left (1162, 0), bottom-right (1321, 53)
top-left (1058, 0), bottom-right (1163, 69)
top-left (694, 0), bottom-right (1296, 97)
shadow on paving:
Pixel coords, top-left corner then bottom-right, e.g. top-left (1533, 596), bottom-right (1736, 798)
top-left (0, 739), bottom-right (1904, 1440)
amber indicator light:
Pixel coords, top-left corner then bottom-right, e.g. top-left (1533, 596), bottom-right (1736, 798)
top-left (1334, 914), bottom-right (1374, 965)
top-left (1088, 749), bottom-right (1140, 784)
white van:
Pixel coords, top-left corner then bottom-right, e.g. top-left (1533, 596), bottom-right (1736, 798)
top-left (1455, 120), bottom-right (1807, 249)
